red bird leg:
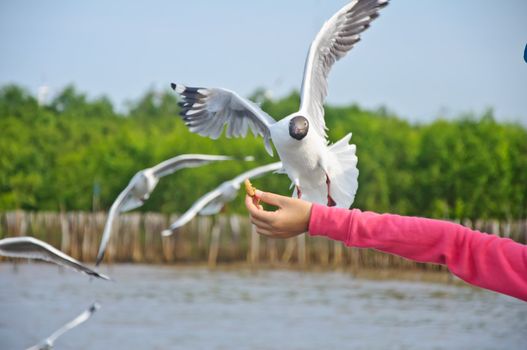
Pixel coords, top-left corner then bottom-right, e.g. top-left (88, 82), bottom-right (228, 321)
top-left (296, 185), bottom-right (302, 199)
top-left (326, 175), bottom-right (336, 207)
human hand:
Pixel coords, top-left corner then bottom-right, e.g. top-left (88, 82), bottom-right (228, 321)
top-left (245, 190), bottom-right (313, 238)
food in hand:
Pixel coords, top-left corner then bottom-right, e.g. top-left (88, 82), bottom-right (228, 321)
top-left (244, 179), bottom-right (256, 197)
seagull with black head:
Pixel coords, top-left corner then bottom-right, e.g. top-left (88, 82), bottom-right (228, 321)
top-left (171, 0), bottom-right (389, 208)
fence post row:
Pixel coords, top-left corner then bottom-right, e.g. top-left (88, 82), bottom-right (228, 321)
top-left (1, 211), bottom-right (526, 269)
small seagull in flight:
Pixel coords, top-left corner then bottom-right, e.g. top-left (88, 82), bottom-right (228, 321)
top-left (0, 236), bottom-right (109, 280)
top-left (26, 302), bottom-right (101, 350)
top-left (171, 0), bottom-right (388, 208)
top-left (96, 153), bottom-right (252, 265)
top-left (162, 162), bottom-right (282, 235)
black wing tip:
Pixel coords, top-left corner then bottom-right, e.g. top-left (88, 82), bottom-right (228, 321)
top-left (170, 83), bottom-right (177, 90)
top-left (94, 252), bottom-right (104, 267)
top-left (88, 303), bottom-right (101, 313)
top-left (89, 270), bottom-right (110, 281)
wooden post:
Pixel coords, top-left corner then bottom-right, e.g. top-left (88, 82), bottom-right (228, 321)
top-left (249, 224), bottom-right (260, 265)
top-left (81, 213), bottom-right (94, 262)
top-left (297, 234), bottom-right (306, 267)
top-left (501, 220), bottom-right (511, 238)
top-left (318, 238), bottom-right (329, 267)
top-left (462, 218), bottom-right (472, 229)
top-left (60, 212), bottom-right (70, 255)
top-left (281, 238), bottom-right (296, 264)
top-left (267, 238), bottom-right (277, 266)
top-left (129, 213), bottom-right (142, 263)
top-left (333, 241), bottom-right (342, 267)
top-left (70, 213), bottom-right (82, 260)
top-left (208, 222), bottom-right (221, 268)
top-left (229, 215), bottom-right (242, 260)
top-left (474, 219), bottom-right (485, 232)
top-left (143, 213), bottom-right (166, 264)
top-left (491, 220), bottom-right (500, 236)
top-left (350, 247), bottom-right (360, 273)
top-left (197, 216), bottom-right (212, 260)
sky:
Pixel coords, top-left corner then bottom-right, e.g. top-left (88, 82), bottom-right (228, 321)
top-left (1, 0), bottom-right (526, 124)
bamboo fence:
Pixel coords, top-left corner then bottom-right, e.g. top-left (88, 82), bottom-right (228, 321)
top-left (1, 211), bottom-right (526, 270)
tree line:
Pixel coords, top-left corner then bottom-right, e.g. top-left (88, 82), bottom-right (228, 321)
top-left (0, 84), bottom-right (525, 220)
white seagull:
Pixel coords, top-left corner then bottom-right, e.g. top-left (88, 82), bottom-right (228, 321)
top-left (162, 162), bottom-right (282, 235)
top-left (171, 0), bottom-right (388, 208)
top-left (96, 153), bottom-right (251, 265)
top-left (26, 302), bottom-right (101, 350)
top-left (0, 236), bottom-right (109, 280)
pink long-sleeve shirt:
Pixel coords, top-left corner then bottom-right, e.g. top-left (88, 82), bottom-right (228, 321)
top-left (308, 204), bottom-right (527, 302)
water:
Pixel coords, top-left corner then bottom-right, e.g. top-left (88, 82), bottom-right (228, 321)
top-left (0, 263), bottom-right (525, 350)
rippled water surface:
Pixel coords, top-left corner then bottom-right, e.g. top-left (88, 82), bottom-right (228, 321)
top-left (1, 263), bottom-right (525, 350)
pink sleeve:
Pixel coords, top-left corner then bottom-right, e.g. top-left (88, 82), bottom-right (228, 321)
top-left (308, 204), bottom-right (527, 302)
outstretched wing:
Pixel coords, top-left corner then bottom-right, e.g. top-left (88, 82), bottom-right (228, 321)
top-left (45, 302), bottom-right (101, 347)
top-left (151, 154), bottom-right (235, 178)
top-left (96, 180), bottom-right (136, 266)
top-left (27, 302), bottom-right (101, 349)
top-left (171, 83), bottom-right (276, 156)
top-left (231, 162), bottom-right (283, 186)
top-left (163, 162), bottom-right (283, 235)
top-left (300, 0), bottom-right (388, 138)
top-left (0, 237), bottom-right (109, 280)
top-left (162, 188), bottom-right (224, 235)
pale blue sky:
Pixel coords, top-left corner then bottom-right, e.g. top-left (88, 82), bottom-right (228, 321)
top-left (1, 0), bottom-right (526, 124)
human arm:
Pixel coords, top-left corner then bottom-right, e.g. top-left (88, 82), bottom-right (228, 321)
top-left (245, 191), bottom-right (527, 302)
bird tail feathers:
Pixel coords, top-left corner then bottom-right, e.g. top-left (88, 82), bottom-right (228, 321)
top-left (292, 133), bottom-right (358, 208)
top-left (327, 133), bottom-right (359, 208)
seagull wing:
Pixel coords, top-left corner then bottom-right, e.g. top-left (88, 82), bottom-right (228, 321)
top-left (152, 154), bottom-right (235, 178)
top-left (0, 237), bottom-right (109, 280)
top-left (164, 162), bottom-right (283, 235)
top-left (199, 162), bottom-right (283, 215)
top-left (163, 188), bottom-right (224, 234)
top-left (200, 162), bottom-right (284, 214)
top-left (38, 302), bottom-right (101, 349)
top-left (198, 198), bottom-right (226, 216)
top-left (171, 83), bottom-right (276, 156)
top-left (231, 162), bottom-right (284, 186)
top-left (300, 0), bottom-right (388, 138)
top-left (95, 180), bottom-right (136, 266)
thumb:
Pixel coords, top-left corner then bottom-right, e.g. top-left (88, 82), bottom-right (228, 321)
top-left (255, 190), bottom-right (287, 207)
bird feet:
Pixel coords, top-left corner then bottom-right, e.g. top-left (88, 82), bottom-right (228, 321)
top-left (296, 186), bottom-right (302, 199)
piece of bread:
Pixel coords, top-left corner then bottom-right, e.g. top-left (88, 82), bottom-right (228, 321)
top-left (244, 179), bottom-right (256, 197)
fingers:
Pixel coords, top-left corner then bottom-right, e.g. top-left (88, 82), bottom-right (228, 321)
top-left (250, 217), bottom-right (273, 231)
top-left (254, 226), bottom-right (282, 238)
top-left (255, 190), bottom-right (288, 208)
top-left (245, 194), bottom-right (263, 211)
top-left (245, 195), bottom-right (276, 223)
top-left (254, 226), bottom-right (296, 239)
top-left (254, 227), bottom-right (273, 236)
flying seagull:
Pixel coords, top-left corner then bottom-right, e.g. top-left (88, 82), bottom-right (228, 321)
top-left (96, 153), bottom-right (252, 265)
top-left (162, 162), bottom-right (282, 235)
top-left (26, 302), bottom-right (101, 350)
top-left (171, 0), bottom-right (388, 208)
top-left (0, 236), bottom-right (109, 280)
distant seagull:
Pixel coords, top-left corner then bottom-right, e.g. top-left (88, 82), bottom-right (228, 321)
top-left (0, 237), bottom-right (109, 280)
top-left (26, 302), bottom-right (101, 350)
top-left (95, 153), bottom-right (252, 265)
top-left (162, 162), bottom-right (282, 235)
top-left (171, 0), bottom-right (388, 208)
